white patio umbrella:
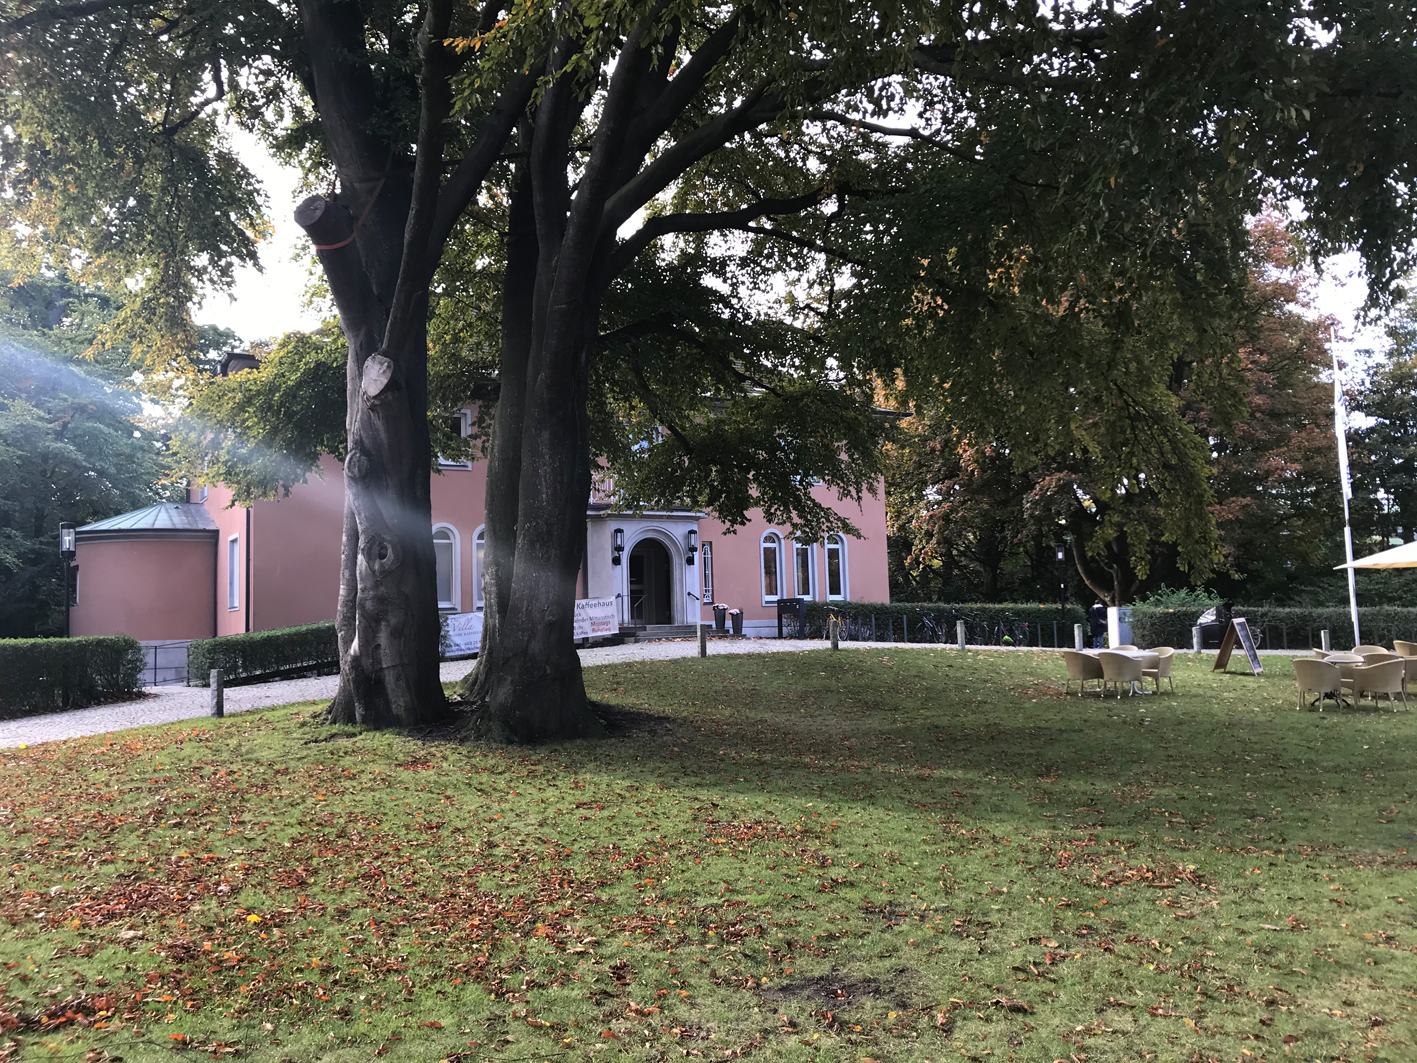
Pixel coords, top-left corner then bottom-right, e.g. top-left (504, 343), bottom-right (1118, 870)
top-left (1335, 541), bottom-right (1417, 570)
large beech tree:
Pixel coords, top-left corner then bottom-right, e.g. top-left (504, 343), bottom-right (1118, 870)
top-left (3, 0), bottom-right (1414, 738)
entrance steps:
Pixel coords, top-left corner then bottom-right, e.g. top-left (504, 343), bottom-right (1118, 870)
top-left (621, 624), bottom-right (739, 642)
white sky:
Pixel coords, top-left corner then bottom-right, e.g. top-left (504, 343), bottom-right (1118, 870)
top-left (194, 137), bottom-right (1400, 372)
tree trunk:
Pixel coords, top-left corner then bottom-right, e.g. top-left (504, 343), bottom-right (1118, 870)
top-left (296, 193), bottom-right (448, 728)
top-left (456, 148), bottom-right (602, 741)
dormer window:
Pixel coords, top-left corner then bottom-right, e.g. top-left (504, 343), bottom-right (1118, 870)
top-left (438, 409), bottom-right (473, 469)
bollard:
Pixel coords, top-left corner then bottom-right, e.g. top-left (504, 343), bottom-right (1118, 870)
top-left (1320, 628), bottom-right (1331, 652)
top-left (698, 622), bottom-right (707, 658)
top-left (1192, 625), bottom-right (1203, 654)
top-left (1074, 623), bottom-right (1085, 651)
top-left (956, 620), bottom-right (967, 651)
top-left (830, 617), bottom-right (840, 651)
top-left (209, 669), bottom-right (224, 718)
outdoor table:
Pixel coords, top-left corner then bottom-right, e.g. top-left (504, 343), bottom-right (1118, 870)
top-left (1082, 649), bottom-right (1160, 694)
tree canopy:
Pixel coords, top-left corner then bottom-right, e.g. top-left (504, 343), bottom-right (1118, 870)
top-left (4, 0), bottom-right (1415, 732)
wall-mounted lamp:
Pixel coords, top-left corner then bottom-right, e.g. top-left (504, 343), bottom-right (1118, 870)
top-left (686, 528), bottom-right (698, 566)
top-left (612, 527), bottom-right (625, 566)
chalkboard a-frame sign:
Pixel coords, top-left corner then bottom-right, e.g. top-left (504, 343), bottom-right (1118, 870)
top-left (1214, 618), bottom-right (1263, 675)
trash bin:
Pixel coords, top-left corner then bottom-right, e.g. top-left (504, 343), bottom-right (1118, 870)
top-left (729, 609), bottom-right (743, 636)
top-left (713, 603), bottom-right (728, 632)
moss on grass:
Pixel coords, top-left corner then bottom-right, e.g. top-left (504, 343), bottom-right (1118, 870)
top-left (1, 649), bottom-right (1414, 1062)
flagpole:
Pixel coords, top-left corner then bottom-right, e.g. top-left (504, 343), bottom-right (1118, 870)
top-left (1332, 328), bottom-right (1361, 646)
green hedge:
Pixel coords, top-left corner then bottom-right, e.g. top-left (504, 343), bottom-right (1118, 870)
top-left (1130, 605), bottom-right (1417, 651)
top-left (799, 601), bottom-right (1088, 645)
top-left (0, 636), bottom-right (145, 718)
top-left (188, 622), bottom-right (339, 686)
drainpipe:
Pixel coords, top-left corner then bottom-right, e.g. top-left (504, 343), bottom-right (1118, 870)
top-left (244, 507), bottom-right (252, 633)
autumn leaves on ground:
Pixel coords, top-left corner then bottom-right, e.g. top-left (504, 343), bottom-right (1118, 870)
top-left (1, 650), bottom-right (1414, 1063)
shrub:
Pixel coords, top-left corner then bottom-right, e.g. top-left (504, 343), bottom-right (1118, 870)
top-left (799, 601), bottom-right (1088, 645)
top-left (188, 622), bottom-right (339, 686)
top-left (0, 635), bottom-right (145, 718)
top-left (1129, 605), bottom-right (1417, 650)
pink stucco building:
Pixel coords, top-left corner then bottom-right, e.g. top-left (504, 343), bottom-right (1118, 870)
top-left (71, 413), bottom-right (889, 645)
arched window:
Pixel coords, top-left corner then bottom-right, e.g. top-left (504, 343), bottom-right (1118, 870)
top-left (473, 525), bottom-right (486, 611)
top-left (824, 535), bottom-right (847, 600)
top-left (793, 540), bottom-right (815, 600)
top-left (432, 524), bottom-right (460, 611)
top-left (760, 532), bottom-right (783, 604)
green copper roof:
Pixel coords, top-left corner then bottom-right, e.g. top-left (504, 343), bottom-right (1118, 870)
top-left (77, 502), bottom-right (217, 537)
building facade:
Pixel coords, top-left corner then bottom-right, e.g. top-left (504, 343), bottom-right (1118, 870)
top-left (70, 419), bottom-right (890, 644)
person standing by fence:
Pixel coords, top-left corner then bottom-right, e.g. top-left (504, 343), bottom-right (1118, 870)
top-left (1088, 600), bottom-right (1107, 649)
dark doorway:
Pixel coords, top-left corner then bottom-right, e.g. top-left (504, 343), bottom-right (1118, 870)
top-left (628, 538), bottom-right (672, 625)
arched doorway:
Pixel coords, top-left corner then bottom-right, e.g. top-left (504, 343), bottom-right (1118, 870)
top-left (628, 538), bottom-right (672, 625)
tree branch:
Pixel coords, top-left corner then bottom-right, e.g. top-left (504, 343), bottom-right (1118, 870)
top-left (383, 0), bottom-right (457, 359)
top-left (809, 109), bottom-right (982, 164)
top-left (599, 77), bottom-right (782, 241)
top-left (609, 187), bottom-right (826, 275)
top-left (736, 224), bottom-right (871, 268)
top-left (1, 0), bottom-right (138, 36)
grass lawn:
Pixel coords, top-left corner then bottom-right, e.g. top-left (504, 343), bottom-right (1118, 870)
top-left (1, 648), bottom-right (1415, 1063)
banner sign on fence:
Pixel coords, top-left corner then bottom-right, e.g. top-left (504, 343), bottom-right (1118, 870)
top-left (575, 597), bottom-right (619, 640)
top-left (444, 611), bottom-right (483, 658)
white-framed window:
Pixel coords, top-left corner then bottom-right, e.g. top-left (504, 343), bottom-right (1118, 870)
top-left (760, 532), bottom-right (783, 604)
top-left (701, 542), bottom-right (714, 604)
top-left (432, 524), bottom-right (460, 611)
top-left (438, 409), bottom-right (472, 469)
top-left (227, 535), bottom-right (240, 611)
top-left (195, 485), bottom-right (208, 503)
top-left (824, 535), bottom-right (847, 600)
top-left (473, 525), bottom-right (486, 611)
top-left (793, 540), bottom-right (815, 600)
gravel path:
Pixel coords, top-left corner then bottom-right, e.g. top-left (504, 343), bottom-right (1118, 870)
top-left (0, 638), bottom-right (1285, 748)
top-left (0, 637), bottom-right (891, 748)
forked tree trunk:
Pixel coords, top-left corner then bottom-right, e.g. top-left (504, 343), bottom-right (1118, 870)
top-left (458, 167), bottom-right (601, 741)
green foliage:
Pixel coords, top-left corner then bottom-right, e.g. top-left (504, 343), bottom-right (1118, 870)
top-left (0, 634), bottom-right (144, 716)
top-left (1354, 295), bottom-right (1417, 544)
top-left (187, 622), bottom-right (339, 686)
top-left (1129, 604), bottom-right (1417, 651)
top-left (0, 0), bottom-right (270, 369)
top-left (169, 328), bottom-right (349, 504)
top-left (1132, 585), bottom-right (1217, 610)
top-left (0, 336), bottom-right (174, 636)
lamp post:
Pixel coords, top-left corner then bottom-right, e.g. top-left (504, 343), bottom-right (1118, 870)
top-left (59, 522), bottom-right (76, 638)
top-left (1054, 540), bottom-right (1067, 615)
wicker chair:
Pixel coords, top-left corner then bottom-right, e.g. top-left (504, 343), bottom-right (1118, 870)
top-left (1362, 652), bottom-right (1403, 665)
top-left (1114, 644), bottom-right (1139, 651)
top-left (1312, 648), bottom-right (1331, 660)
top-left (1142, 647), bottom-right (1175, 693)
top-left (1346, 659), bottom-right (1408, 710)
top-left (1353, 644), bottom-right (1389, 656)
top-left (1099, 651), bottom-right (1144, 698)
top-left (1061, 650), bottom-right (1104, 697)
top-left (1394, 640), bottom-right (1417, 657)
top-left (1294, 658), bottom-right (1343, 711)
